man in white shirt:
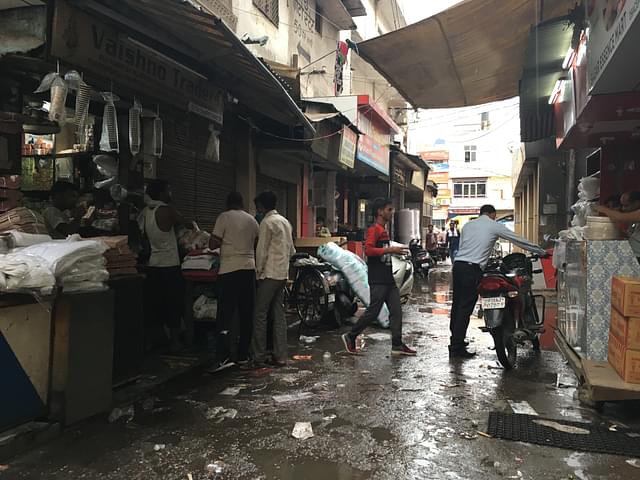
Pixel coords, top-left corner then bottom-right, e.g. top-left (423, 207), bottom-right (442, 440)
top-left (249, 191), bottom-right (295, 367)
top-left (210, 192), bottom-right (259, 367)
top-left (449, 204), bottom-right (546, 358)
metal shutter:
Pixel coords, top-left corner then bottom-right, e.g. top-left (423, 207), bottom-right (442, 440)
top-left (256, 174), bottom-right (288, 218)
top-left (158, 115), bottom-right (235, 232)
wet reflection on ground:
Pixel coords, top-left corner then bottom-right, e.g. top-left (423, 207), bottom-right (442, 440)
top-left (5, 263), bottom-right (640, 480)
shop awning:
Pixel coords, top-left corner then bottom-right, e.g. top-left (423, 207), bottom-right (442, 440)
top-left (341, 0), bottom-right (366, 18)
top-left (356, 0), bottom-right (577, 109)
top-left (320, 0), bottom-right (358, 30)
top-left (75, 0), bottom-right (313, 133)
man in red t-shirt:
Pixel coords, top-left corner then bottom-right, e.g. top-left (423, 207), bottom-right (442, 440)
top-left (342, 198), bottom-right (417, 356)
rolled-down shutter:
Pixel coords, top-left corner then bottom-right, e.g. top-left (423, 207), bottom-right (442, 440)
top-left (256, 174), bottom-right (288, 219)
top-left (158, 116), bottom-right (235, 231)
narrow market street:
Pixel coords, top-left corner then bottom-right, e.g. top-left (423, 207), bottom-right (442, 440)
top-left (3, 266), bottom-right (640, 480)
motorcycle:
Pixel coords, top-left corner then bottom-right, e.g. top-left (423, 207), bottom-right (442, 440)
top-left (477, 252), bottom-right (545, 370)
top-left (436, 242), bottom-right (448, 262)
top-left (289, 253), bottom-right (357, 329)
top-left (409, 239), bottom-right (434, 278)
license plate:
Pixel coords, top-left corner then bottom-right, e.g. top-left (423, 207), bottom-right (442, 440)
top-left (481, 296), bottom-right (506, 309)
top-left (327, 293), bottom-right (335, 304)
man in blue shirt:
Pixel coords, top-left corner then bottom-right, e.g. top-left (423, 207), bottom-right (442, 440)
top-left (449, 204), bottom-right (546, 358)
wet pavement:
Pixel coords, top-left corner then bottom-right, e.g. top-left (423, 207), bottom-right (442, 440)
top-left (3, 266), bottom-right (640, 479)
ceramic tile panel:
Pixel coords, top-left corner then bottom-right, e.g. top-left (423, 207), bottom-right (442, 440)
top-left (585, 241), bottom-right (640, 361)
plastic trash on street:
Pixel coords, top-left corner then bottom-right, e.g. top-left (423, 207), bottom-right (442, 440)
top-left (291, 422), bottom-right (314, 440)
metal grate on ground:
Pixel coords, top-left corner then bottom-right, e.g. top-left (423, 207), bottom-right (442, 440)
top-left (487, 411), bottom-right (640, 457)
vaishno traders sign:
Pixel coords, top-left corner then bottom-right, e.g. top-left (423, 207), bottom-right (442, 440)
top-left (51, 0), bottom-right (224, 119)
top-left (587, 0), bottom-right (640, 92)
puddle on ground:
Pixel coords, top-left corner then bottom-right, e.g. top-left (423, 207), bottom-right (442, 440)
top-left (253, 452), bottom-right (371, 480)
top-left (370, 427), bottom-right (394, 442)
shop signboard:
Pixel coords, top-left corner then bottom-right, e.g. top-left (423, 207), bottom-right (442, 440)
top-left (338, 126), bottom-right (357, 169)
top-left (356, 133), bottom-right (389, 175)
top-left (419, 150), bottom-right (449, 162)
top-left (392, 164), bottom-right (406, 186)
top-left (411, 170), bottom-right (425, 190)
top-left (429, 162), bottom-right (449, 173)
top-left (586, 0), bottom-right (640, 92)
top-left (429, 172), bottom-right (449, 184)
top-left (51, 0), bottom-right (224, 117)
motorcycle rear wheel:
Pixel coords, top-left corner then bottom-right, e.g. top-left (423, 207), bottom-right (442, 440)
top-left (491, 314), bottom-right (517, 370)
top-left (294, 270), bottom-right (327, 328)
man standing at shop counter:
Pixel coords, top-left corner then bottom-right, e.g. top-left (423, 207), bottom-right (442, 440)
top-left (210, 192), bottom-right (259, 369)
top-left (342, 198), bottom-right (417, 356)
top-left (250, 191), bottom-right (295, 368)
top-left (449, 204), bottom-right (546, 359)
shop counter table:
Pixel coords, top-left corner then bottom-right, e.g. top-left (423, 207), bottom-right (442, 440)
top-left (0, 294), bottom-right (54, 432)
top-left (107, 275), bottom-right (145, 382)
top-left (182, 270), bottom-right (218, 347)
top-left (50, 289), bottom-right (114, 426)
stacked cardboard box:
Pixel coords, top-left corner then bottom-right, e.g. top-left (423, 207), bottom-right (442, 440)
top-left (93, 236), bottom-right (138, 277)
top-left (608, 276), bottom-right (640, 383)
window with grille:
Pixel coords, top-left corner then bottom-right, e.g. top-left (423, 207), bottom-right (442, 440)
top-left (480, 112), bottom-right (490, 130)
top-left (464, 145), bottom-right (477, 162)
top-left (453, 180), bottom-right (487, 198)
top-left (253, 0), bottom-right (279, 26)
top-left (315, 7), bottom-right (323, 34)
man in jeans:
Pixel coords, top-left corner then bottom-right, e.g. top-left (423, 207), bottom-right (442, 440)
top-left (249, 191), bottom-right (295, 368)
top-left (210, 192), bottom-right (259, 369)
top-left (342, 198), bottom-right (417, 356)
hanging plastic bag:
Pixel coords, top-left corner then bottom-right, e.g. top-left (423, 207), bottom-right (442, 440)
top-left (93, 154), bottom-right (118, 177)
top-left (93, 154), bottom-right (118, 189)
top-left (153, 107), bottom-right (163, 157)
top-left (129, 99), bottom-right (142, 156)
top-left (34, 72), bottom-right (68, 125)
top-left (100, 92), bottom-right (120, 152)
top-left (204, 124), bottom-right (220, 163)
top-left (64, 70), bottom-right (91, 132)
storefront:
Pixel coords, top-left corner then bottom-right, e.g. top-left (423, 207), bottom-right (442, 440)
top-left (0, 0), bottom-right (311, 433)
top-left (538, 3), bottom-right (640, 402)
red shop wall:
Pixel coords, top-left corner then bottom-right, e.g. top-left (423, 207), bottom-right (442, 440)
top-left (599, 145), bottom-right (640, 202)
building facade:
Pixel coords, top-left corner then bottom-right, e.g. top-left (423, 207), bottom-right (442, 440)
top-left (410, 99), bottom-right (519, 228)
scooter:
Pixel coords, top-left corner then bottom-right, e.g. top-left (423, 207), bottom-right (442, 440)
top-left (391, 249), bottom-right (414, 303)
top-left (477, 253), bottom-right (545, 370)
top-left (409, 239), bottom-right (434, 278)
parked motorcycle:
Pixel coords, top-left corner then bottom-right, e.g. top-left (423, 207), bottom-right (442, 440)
top-left (436, 242), bottom-right (448, 262)
top-left (289, 253), bottom-right (357, 329)
top-left (477, 252), bottom-right (545, 370)
top-left (409, 239), bottom-right (434, 278)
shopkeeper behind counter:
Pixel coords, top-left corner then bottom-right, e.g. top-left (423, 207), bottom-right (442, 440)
top-left (596, 190), bottom-right (640, 264)
top-left (43, 181), bottom-right (94, 239)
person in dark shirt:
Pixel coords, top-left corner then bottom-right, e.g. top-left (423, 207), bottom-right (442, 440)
top-left (341, 198), bottom-right (416, 356)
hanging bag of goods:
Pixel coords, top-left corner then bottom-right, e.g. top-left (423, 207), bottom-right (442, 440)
top-left (100, 92), bottom-right (120, 152)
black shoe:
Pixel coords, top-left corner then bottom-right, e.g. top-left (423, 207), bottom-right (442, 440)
top-left (449, 348), bottom-right (477, 359)
top-left (207, 358), bottom-right (236, 373)
top-left (342, 333), bottom-right (358, 354)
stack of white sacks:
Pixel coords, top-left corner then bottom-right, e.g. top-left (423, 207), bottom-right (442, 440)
top-left (317, 241), bottom-right (390, 328)
top-left (0, 233), bottom-right (108, 294)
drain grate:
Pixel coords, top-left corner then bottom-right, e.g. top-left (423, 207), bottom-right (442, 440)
top-left (487, 412), bottom-right (640, 457)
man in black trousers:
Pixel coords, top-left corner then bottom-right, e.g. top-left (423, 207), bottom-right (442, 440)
top-left (449, 204), bottom-right (546, 358)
